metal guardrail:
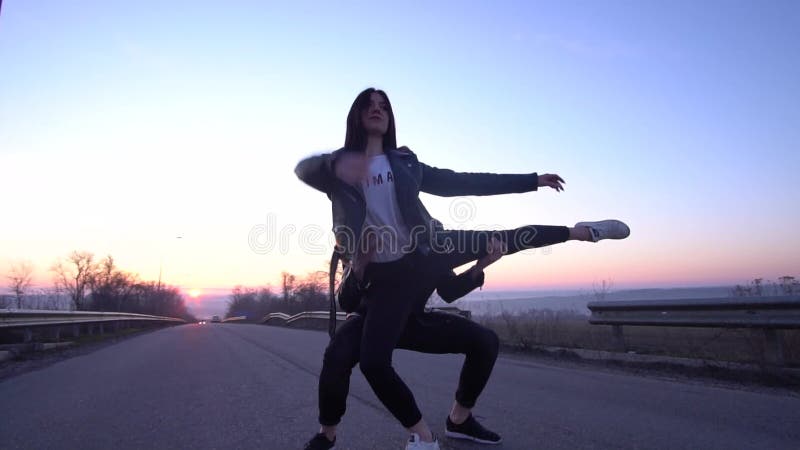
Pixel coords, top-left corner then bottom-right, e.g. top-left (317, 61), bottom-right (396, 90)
top-left (429, 306), bottom-right (472, 319)
top-left (587, 296), bottom-right (800, 365)
top-left (0, 309), bottom-right (185, 342)
top-left (0, 309), bottom-right (186, 327)
top-left (587, 296), bottom-right (800, 328)
top-left (222, 316), bottom-right (247, 323)
top-left (262, 311), bottom-right (348, 325)
top-left (262, 306), bottom-right (472, 327)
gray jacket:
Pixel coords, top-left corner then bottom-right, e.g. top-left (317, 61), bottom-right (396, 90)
top-left (294, 146), bottom-right (540, 262)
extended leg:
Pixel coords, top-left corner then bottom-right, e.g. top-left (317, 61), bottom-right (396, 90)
top-left (433, 225), bottom-right (570, 269)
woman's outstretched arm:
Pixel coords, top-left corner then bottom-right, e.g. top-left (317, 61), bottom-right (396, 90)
top-left (420, 162), bottom-right (564, 197)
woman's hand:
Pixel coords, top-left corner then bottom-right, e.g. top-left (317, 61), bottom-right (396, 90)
top-left (334, 152), bottom-right (368, 186)
top-left (537, 173), bottom-right (565, 192)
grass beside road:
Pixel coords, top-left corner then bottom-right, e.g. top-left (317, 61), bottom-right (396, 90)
top-left (476, 309), bottom-right (800, 367)
top-left (0, 325), bottom-right (178, 381)
top-left (68, 326), bottom-right (155, 345)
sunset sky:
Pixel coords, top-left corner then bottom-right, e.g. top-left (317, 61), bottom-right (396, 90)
top-left (1, 1), bottom-right (798, 301)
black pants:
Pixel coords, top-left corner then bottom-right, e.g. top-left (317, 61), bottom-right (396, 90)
top-left (432, 224), bottom-right (570, 271)
top-left (318, 225), bottom-right (569, 427)
top-left (319, 311), bottom-right (499, 426)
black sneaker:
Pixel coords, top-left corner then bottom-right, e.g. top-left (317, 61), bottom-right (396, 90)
top-left (303, 433), bottom-right (336, 450)
top-left (445, 414), bottom-right (502, 444)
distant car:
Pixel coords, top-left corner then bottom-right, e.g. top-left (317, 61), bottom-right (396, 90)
top-left (211, 315), bottom-right (221, 323)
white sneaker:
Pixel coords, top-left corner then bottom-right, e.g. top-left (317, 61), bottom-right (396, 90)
top-left (405, 433), bottom-right (440, 450)
top-left (575, 220), bottom-right (630, 242)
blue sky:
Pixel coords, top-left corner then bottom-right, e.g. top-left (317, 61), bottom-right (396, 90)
top-left (1, 0), bottom-right (798, 293)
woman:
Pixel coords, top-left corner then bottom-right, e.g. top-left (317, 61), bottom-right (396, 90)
top-left (296, 88), bottom-right (630, 450)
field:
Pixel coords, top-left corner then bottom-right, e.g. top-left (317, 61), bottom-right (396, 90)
top-left (476, 309), bottom-right (800, 367)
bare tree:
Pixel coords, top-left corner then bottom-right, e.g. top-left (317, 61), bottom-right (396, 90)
top-left (778, 276), bottom-right (797, 295)
top-left (51, 251), bottom-right (97, 310)
top-left (281, 271), bottom-right (295, 304)
top-left (6, 261), bottom-right (34, 308)
top-left (127, 281), bottom-right (194, 321)
top-left (751, 277), bottom-right (763, 296)
top-left (592, 279), bottom-right (614, 301)
top-left (293, 271), bottom-right (327, 312)
top-left (88, 255), bottom-right (138, 312)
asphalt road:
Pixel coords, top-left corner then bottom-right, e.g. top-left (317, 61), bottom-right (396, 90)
top-left (1, 323), bottom-right (798, 450)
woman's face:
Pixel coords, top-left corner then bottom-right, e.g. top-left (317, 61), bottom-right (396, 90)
top-left (360, 91), bottom-right (390, 136)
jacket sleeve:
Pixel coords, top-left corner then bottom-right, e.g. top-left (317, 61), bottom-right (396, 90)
top-left (294, 152), bottom-right (338, 195)
top-left (436, 267), bottom-right (485, 303)
top-left (419, 162), bottom-right (538, 197)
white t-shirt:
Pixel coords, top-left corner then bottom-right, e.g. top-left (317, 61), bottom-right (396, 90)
top-left (361, 154), bottom-right (411, 263)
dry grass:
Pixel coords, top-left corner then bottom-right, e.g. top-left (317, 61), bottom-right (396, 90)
top-left (477, 309), bottom-right (800, 366)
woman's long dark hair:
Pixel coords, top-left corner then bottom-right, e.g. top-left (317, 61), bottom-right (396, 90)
top-left (344, 88), bottom-right (397, 151)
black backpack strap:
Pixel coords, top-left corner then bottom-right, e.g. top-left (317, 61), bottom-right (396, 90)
top-left (328, 250), bottom-right (340, 339)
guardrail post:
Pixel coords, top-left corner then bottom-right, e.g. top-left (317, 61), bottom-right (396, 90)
top-left (54, 327), bottom-right (61, 342)
top-left (98, 324), bottom-right (104, 335)
top-left (763, 329), bottom-right (785, 366)
top-left (612, 325), bottom-right (626, 351)
top-left (24, 328), bottom-right (33, 343)
top-left (72, 325), bottom-right (80, 338)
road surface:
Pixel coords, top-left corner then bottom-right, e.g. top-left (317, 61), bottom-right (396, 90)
top-left (1, 323), bottom-right (798, 449)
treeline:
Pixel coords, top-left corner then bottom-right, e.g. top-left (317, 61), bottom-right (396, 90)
top-left (732, 276), bottom-right (799, 297)
top-left (3, 251), bottom-right (195, 321)
top-left (225, 271), bottom-right (329, 321)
